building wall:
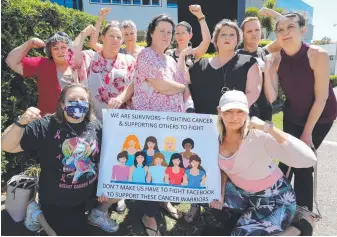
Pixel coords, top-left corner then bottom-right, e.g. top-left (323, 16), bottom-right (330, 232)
top-left (83, 0), bottom-right (177, 33)
top-left (320, 43), bottom-right (337, 75)
top-left (245, 0), bottom-right (266, 9)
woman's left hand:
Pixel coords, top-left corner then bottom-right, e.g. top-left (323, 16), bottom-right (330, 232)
top-left (97, 194), bottom-right (109, 203)
top-left (210, 199), bottom-right (224, 210)
top-left (189, 5), bottom-right (204, 19)
top-left (180, 47), bottom-right (195, 57)
top-left (300, 132), bottom-right (314, 147)
top-left (248, 116), bottom-right (265, 131)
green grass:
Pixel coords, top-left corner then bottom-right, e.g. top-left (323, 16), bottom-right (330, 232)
top-left (272, 111), bottom-right (284, 130)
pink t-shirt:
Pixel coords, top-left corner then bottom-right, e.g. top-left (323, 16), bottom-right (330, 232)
top-left (112, 165), bottom-right (130, 181)
top-left (132, 47), bottom-right (185, 112)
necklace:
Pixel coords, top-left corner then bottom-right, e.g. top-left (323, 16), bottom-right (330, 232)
top-left (65, 121), bottom-right (87, 138)
top-left (219, 56), bottom-right (235, 94)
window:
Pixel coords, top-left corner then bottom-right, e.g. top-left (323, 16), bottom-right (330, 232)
top-left (167, 0), bottom-right (177, 8)
top-left (90, 0), bottom-right (160, 6)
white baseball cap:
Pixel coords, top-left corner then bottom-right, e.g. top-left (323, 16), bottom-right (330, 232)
top-left (218, 90), bottom-right (249, 113)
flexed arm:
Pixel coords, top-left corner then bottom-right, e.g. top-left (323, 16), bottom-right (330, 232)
top-left (6, 38), bottom-right (45, 75)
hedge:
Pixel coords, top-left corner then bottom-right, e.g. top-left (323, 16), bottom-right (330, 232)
top-left (1, 0), bottom-right (336, 183)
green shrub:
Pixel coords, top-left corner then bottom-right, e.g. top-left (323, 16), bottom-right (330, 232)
top-left (245, 7), bottom-right (260, 18)
top-left (330, 75), bottom-right (337, 87)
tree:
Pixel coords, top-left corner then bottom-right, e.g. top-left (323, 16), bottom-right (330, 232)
top-left (312, 37), bottom-right (332, 45)
top-left (321, 36), bottom-right (332, 44)
top-left (245, 7), bottom-right (259, 18)
top-left (261, 0), bottom-right (278, 38)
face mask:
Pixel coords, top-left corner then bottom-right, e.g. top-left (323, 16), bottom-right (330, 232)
top-left (64, 101), bottom-right (89, 119)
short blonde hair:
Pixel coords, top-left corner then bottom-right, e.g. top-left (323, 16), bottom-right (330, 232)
top-left (212, 19), bottom-right (242, 52)
top-left (240, 17), bottom-right (261, 31)
top-left (163, 136), bottom-right (176, 151)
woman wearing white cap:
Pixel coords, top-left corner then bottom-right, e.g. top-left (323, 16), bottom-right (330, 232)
top-left (210, 90), bottom-right (317, 236)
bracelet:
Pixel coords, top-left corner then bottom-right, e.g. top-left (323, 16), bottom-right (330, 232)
top-left (198, 16), bottom-right (205, 22)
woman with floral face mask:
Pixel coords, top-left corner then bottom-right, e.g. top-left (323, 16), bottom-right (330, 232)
top-left (1, 84), bottom-right (120, 235)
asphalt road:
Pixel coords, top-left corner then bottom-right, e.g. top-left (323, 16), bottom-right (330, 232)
top-left (313, 87), bottom-right (337, 236)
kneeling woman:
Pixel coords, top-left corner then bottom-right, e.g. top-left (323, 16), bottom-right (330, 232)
top-left (1, 84), bottom-right (119, 235)
top-left (210, 90), bottom-right (317, 236)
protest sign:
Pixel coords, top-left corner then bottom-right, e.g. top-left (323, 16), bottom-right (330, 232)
top-left (97, 109), bottom-right (221, 203)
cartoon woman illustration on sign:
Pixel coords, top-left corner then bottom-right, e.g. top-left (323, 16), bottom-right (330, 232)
top-left (142, 136), bottom-right (160, 166)
top-left (161, 136), bottom-right (178, 164)
top-left (183, 155), bottom-right (206, 187)
top-left (62, 137), bottom-right (97, 184)
top-left (165, 153), bottom-right (185, 185)
top-left (112, 151), bottom-right (130, 181)
top-left (180, 138), bottom-right (196, 168)
top-left (121, 135), bottom-right (142, 167)
top-left (147, 152), bottom-right (168, 184)
top-left (129, 151), bottom-right (148, 183)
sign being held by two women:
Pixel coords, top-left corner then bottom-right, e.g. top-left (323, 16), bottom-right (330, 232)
top-left (97, 110), bottom-right (221, 203)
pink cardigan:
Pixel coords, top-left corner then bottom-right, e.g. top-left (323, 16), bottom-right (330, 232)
top-left (218, 129), bottom-right (317, 192)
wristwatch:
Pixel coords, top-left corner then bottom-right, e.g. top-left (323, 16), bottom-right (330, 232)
top-left (14, 116), bottom-right (27, 128)
top-left (263, 120), bottom-right (274, 133)
top-left (198, 15), bottom-right (205, 21)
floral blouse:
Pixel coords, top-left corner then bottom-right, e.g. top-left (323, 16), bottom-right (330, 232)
top-left (132, 47), bottom-right (185, 112)
top-left (79, 50), bottom-right (135, 121)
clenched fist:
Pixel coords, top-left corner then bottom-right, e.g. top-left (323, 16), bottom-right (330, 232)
top-left (189, 5), bottom-right (204, 19)
top-left (29, 38), bottom-right (46, 49)
top-left (99, 8), bottom-right (111, 20)
top-left (19, 107), bottom-right (42, 125)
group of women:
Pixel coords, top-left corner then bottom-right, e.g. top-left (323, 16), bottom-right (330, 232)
top-left (2, 4), bottom-right (336, 236)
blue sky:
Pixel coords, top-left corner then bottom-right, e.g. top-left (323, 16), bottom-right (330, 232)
top-left (304, 0), bottom-right (337, 41)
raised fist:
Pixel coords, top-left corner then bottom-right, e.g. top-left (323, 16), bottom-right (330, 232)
top-left (29, 38), bottom-right (46, 49)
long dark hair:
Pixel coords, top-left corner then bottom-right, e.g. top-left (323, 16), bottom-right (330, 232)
top-left (143, 136), bottom-right (159, 151)
top-left (188, 154), bottom-right (206, 173)
top-left (53, 83), bottom-right (96, 123)
top-left (134, 151), bottom-right (147, 168)
top-left (168, 153), bottom-right (184, 168)
top-left (145, 14), bottom-right (175, 48)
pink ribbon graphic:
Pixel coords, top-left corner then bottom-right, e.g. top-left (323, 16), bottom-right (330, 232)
top-left (60, 174), bottom-right (66, 183)
top-left (54, 130), bottom-right (61, 139)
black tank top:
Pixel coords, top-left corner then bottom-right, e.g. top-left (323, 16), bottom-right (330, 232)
top-left (189, 54), bottom-right (257, 115)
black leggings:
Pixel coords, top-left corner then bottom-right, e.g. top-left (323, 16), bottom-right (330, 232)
top-left (279, 120), bottom-right (333, 211)
top-left (40, 201), bottom-right (87, 236)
